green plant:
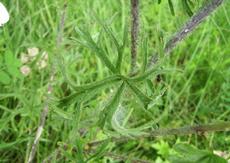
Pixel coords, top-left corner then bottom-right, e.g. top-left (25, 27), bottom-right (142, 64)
top-left (0, 0), bottom-right (229, 162)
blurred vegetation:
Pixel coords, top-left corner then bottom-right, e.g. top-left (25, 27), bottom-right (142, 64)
top-left (0, 0), bottom-right (229, 162)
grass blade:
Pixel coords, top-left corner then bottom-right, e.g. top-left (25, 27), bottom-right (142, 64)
top-left (182, 0), bottom-right (193, 17)
top-left (168, 0), bottom-right (175, 16)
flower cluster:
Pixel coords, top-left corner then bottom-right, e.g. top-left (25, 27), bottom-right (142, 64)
top-left (20, 47), bottom-right (49, 76)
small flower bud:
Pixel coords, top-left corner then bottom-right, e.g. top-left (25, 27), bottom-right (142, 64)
top-left (27, 47), bottom-right (39, 58)
top-left (20, 53), bottom-right (29, 64)
top-left (20, 65), bottom-right (31, 76)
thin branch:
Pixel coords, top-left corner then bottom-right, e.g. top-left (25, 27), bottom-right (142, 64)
top-left (149, 0), bottom-right (224, 66)
top-left (164, 0), bottom-right (223, 54)
top-left (88, 121), bottom-right (230, 146)
top-left (27, 2), bottom-right (68, 163)
top-left (130, 0), bottom-right (139, 74)
top-left (43, 121), bottom-right (230, 162)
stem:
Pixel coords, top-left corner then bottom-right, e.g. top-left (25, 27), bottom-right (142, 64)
top-left (89, 121), bottom-right (230, 146)
top-left (130, 0), bottom-right (139, 74)
top-left (164, 0), bottom-right (223, 54)
top-left (27, 2), bottom-right (68, 163)
top-left (148, 0), bottom-right (224, 67)
top-left (43, 121), bottom-right (230, 162)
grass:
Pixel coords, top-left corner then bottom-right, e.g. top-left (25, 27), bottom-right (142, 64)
top-left (0, 0), bottom-right (230, 162)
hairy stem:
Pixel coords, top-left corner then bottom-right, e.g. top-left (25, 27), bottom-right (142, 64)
top-left (130, 0), bottom-right (139, 74)
top-left (43, 121), bottom-right (230, 162)
top-left (164, 0), bottom-right (223, 54)
top-left (27, 2), bottom-right (68, 163)
top-left (149, 0), bottom-right (224, 66)
top-left (89, 121), bottom-right (230, 146)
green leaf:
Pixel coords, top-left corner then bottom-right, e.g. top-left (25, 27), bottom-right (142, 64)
top-left (60, 76), bottom-right (121, 107)
top-left (4, 51), bottom-right (21, 78)
top-left (151, 140), bottom-right (170, 158)
top-left (94, 14), bottom-right (120, 53)
top-left (98, 82), bottom-right (125, 128)
top-left (75, 139), bottom-right (85, 162)
top-left (126, 81), bottom-right (152, 109)
top-left (86, 139), bottom-right (110, 162)
top-left (146, 79), bottom-right (155, 95)
top-left (111, 112), bottom-right (146, 137)
top-left (53, 107), bottom-right (73, 120)
top-left (168, 0), bottom-right (175, 16)
top-left (68, 103), bottom-right (82, 143)
top-left (0, 71), bottom-right (11, 85)
top-left (170, 144), bottom-right (227, 163)
top-left (0, 138), bottom-right (28, 150)
top-left (182, 0), bottom-right (193, 17)
top-left (141, 37), bottom-right (148, 73)
top-left (74, 27), bottom-right (117, 73)
top-left (93, 13), bottom-right (127, 73)
top-left (116, 23), bottom-right (128, 71)
top-left (130, 67), bottom-right (180, 82)
top-left (73, 75), bottom-right (121, 92)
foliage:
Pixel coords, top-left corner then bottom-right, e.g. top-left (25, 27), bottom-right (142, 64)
top-left (0, 0), bottom-right (229, 162)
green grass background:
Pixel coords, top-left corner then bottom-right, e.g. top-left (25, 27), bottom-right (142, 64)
top-left (0, 0), bottom-right (229, 162)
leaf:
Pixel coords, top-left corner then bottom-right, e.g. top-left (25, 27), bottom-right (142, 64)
top-left (86, 139), bottom-right (110, 162)
top-left (4, 51), bottom-right (21, 78)
top-left (74, 27), bottom-right (117, 73)
top-left (111, 109), bottom-right (146, 137)
top-left (170, 144), bottom-right (227, 163)
top-left (98, 82), bottom-right (125, 128)
top-left (116, 23), bottom-right (128, 71)
top-left (59, 76), bottom-right (121, 107)
top-left (94, 13), bottom-right (127, 73)
top-left (126, 81), bottom-right (152, 109)
top-left (75, 139), bottom-right (85, 163)
top-left (53, 107), bottom-right (73, 120)
top-left (151, 140), bottom-right (170, 158)
top-left (68, 103), bottom-right (82, 145)
top-left (0, 70), bottom-right (11, 85)
top-left (130, 67), bottom-right (181, 82)
top-left (182, 0), bottom-right (193, 17)
top-left (0, 138), bottom-right (28, 150)
top-left (73, 75), bottom-right (121, 92)
top-left (141, 37), bottom-right (148, 73)
top-left (146, 79), bottom-right (155, 95)
top-left (94, 13), bottom-right (120, 53)
top-left (168, 0), bottom-right (175, 16)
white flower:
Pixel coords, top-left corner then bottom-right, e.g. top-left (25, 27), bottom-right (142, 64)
top-left (20, 52), bottom-right (29, 64)
top-left (20, 65), bottom-right (31, 76)
top-left (27, 47), bottom-right (39, 58)
top-left (37, 60), bottom-right (47, 70)
top-left (0, 3), bottom-right (10, 26)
